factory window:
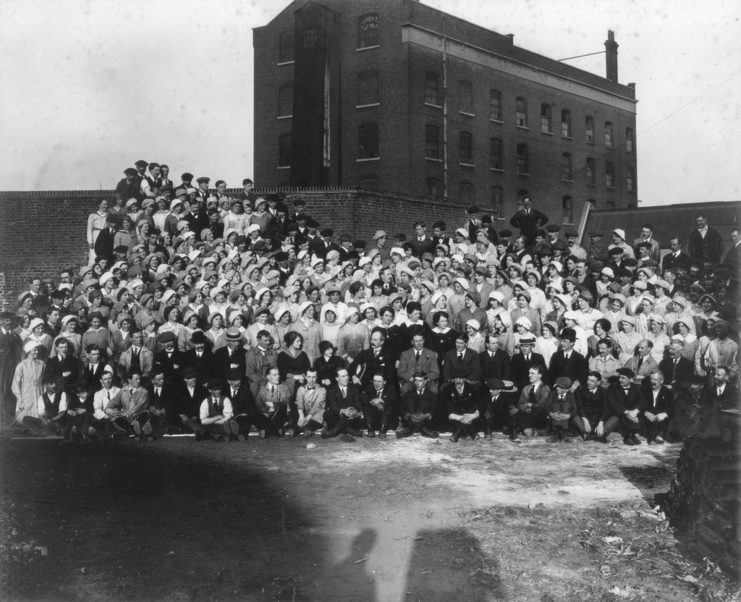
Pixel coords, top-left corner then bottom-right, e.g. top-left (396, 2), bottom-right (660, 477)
top-left (626, 165), bottom-right (635, 191)
top-left (278, 30), bottom-right (294, 63)
top-left (358, 13), bottom-right (379, 48)
top-left (561, 109), bottom-right (572, 138)
top-left (278, 83), bottom-right (293, 118)
top-left (459, 80), bottom-right (473, 114)
top-left (604, 121), bottom-right (614, 148)
top-left (605, 161), bottom-right (615, 188)
top-left (562, 153), bottom-right (573, 181)
top-left (357, 71), bottom-right (379, 106)
top-left (459, 181), bottom-right (474, 204)
top-left (425, 72), bottom-right (441, 106)
top-left (426, 178), bottom-right (441, 201)
top-left (490, 89), bottom-right (502, 121)
top-left (540, 103), bottom-right (552, 133)
top-left (358, 124), bottom-right (379, 159)
top-left (626, 127), bottom-right (634, 153)
top-left (278, 134), bottom-right (292, 168)
top-left (562, 196), bottom-right (573, 224)
top-left (459, 131), bottom-right (473, 164)
top-left (491, 187), bottom-right (504, 218)
top-left (489, 138), bottom-right (503, 170)
top-left (586, 158), bottom-right (595, 184)
top-left (516, 143), bottom-right (529, 174)
top-left (585, 116), bottom-right (594, 144)
top-left (515, 97), bottom-right (528, 127)
top-left (425, 125), bottom-right (440, 159)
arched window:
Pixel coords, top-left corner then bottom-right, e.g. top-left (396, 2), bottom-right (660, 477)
top-left (358, 124), bottom-right (379, 159)
top-left (562, 153), bottom-right (573, 181)
top-left (358, 13), bottom-right (379, 48)
top-left (278, 83), bottom-right (293, 117)
top-left (561, 109), bottom-right (572, 138)
top-left (540, 103), bottom-right (552, 133)
top-left (515, 97), bottom-right (528, 127)
top-left (516, 143), bottom-right (529, 174)
top-left (626, 165), bottom-right (635, 191)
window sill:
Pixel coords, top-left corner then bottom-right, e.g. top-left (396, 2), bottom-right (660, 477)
top-left (425, 157), bottom-right (443, 162)
top-left (276, 60), bottom-right (295, 66)
top-left (606, 186), bottom-right (616, 190)
top-left (356, 45), bottom-right (380, 52)
top-left (459, 111), bottom-right (474, 118)
top-left (356, 103), bottom-right (380, 109)
top-left (277, 166), bottom-right (291, 170)
top-left (561, 136), bottom-right (573, 141)
top-left (425, 102), bottom-right (442, 109)
top-left (489, 168), bottom-right (504, 173)
top-left (562, 179), bottom-right (574, 183)
top-left (587, 183), bottom-right (596, 187)
top-left (357, 157), bottom-right (380, 163)
top-left (516, 125), bottom-right (529, 131)
top-left (277, 115), bottom-right (293, 120)
top-left (489, 118), bottom-right (503, 124)
top-left (586, 140), bottom-right (594, 145)
top-left (517, 172), bottom-right (530, 177)
top-left (459, 162), bottom-right (476, 168)
top-left (541, 130), bottom-right (553, 136)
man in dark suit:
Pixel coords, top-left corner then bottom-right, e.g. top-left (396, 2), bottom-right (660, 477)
top-left (688, 214), bottom-right (724, 266)
top-left (643, 371), bottom-right (673, 444)
top-left (93, 214), bottom-right (118, 263)
top-left (399, 372), bottom-right (438, 438)
top-left (211, 328), bottom-right (246, 381)
top-left (658, 339), bottom-right (694, 391)
top-left (83, 345), bottom-right (110, 391)
top-left (482, 377), bottom-right (519, 440)
top-left (183, 331), bottom-right (213, 383)
top-left (509, 196), bottom-right (549, 246)
top-left (175, 366), bottom-right (209, 435)
top-left (244, 330), bottom-right (278, 397)
top-left (444, 369), bottom-right (481, 441)
top-left (480, 333), bottom-right (512, 384)
top-left (153, 331), bottom-right (185, 385)
top-left (397, 332), bottom-right (439, 393)
top-left (44, 337), bottom-right (83, 395)
top-left (309, 228), bottom-right (340, 259)
top-left (222, 368), bottom-right (254, 440)
top-left (253, 367), bottom-right (291, 438)
top-left (548, 328), bottom-right (588, 389)
top-left (604, 368), bottom-right (647, 445)
top-left (361, 372), bottom-right (399, 438)
top-left (410, 221), bottom-right (436, 258)
top-left (1, 311), bottom-right (25, 428)
top-left (350, 328), bottom-right (395, 390)
top-left (431, 221), bottom-right (452, 250)
top-left (661, 236), bottom-right (693, 273)
top-left (148, 367), bottom-right (180, 435)
top-left (442, 333), bottom-right (480, 387)
top-left (574, 372), bottom-right (609, 440)
top-left (721, 228), bottom-right (740, 275)
top-left (323, 367), bottom-right (365, 441)
top-left (698, 366), bottom-right (738, 438)
top-left (511, 336), bottom-right (547, 391)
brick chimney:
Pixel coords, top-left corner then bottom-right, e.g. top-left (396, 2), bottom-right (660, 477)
top-left (605, 30), bottom-right (618, 82)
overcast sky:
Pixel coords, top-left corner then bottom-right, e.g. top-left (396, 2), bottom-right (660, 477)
top-left (1, 0), bottom-right (739, 205)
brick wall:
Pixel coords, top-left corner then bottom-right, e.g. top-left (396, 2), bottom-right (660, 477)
top-left (0, 188), bottom-right (472, 308)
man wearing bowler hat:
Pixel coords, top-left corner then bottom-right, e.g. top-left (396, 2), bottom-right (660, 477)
top-left (509, 196), bottom-right (549, 247)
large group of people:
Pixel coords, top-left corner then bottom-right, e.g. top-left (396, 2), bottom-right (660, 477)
top-left (1, 161), bottom-right (739, 445)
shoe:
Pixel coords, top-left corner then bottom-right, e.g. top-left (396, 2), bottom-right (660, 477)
top-left (420, 428), bottom-right (439, 439)
top-left (284, 428), bottom-right (295, 438)
top-left (450, 431), bottom-right (460, 443)
top-left (321, 429), bottom-right (333, 439)
top-left (378, 431), bottom-right (387, 439)
top-left (597, 435), bottom-right (608, 444)
top-left (87, 427), bottom-right (100, 441)
top-left (623, 438), bottom-right (635, 446)
top-left (547, 435), bottom-right (559, 443)
top-left (629, 434), bottom-right (641, 445)
top-left (366, 430), bottom-right (376, 438)
top-left (348, 428), bottom-right (364, 438)
top-left (654, 435), bottom-right (664, 444)
top-left (395, 428), bottom-right (411, 439)
top-left (304, 430), bottom-right (314, 438)
top-left (259, 429), bottom-right (267, 439)
top-left (509, 434), bottom-right (521, 443)
top-left (470, 432), bottom-right (480, 441)
top-left (340, 433), bottom-right (355, 442)
top-left (485, 430), bottom-right (493, 439)
top-left (562, 436), bottom-right (572, 443)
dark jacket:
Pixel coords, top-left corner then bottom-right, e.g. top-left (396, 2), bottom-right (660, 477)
top-left (575, 386), bottom-right (606, 424)
top-left (511, 352), bottom-right (547, 391)
top-left (603, 383), bottom-right (646, 422)
top-left (442, 348), bottom-right (481, 384)
top-left (548, 349), bottom-right (588, 386)
top-left (479, 348), bottom-right (512, 382)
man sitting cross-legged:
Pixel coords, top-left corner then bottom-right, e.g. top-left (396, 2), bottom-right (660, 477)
top-left (445, 368), bottom-right (481, 441)
top-left (323, 367), bottom-right (364, 441)
top-left (398, 371), bottom-right (438, 438)
top-left (361, 371), bottom-right (399, 439)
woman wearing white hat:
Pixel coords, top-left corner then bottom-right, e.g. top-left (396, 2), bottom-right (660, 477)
top-left (11, 342), bottom-right (46, 425)
top-left (23, 318), bottom-right (52, 357)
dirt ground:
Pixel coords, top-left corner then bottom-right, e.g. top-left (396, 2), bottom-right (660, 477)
top-left (0, 433), bottom-right (738, 601)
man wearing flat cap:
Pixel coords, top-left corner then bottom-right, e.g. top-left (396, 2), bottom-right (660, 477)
top-left (194, 177), bottom-right (211, 204)
top-left (154, 331), bottom-right (185, 385)
top-left (445, 368), bottom-right (481, 441)
top-left (509, 196), bottom-right (549, 247)
top-left (545, 377), bottom-right (579, 442)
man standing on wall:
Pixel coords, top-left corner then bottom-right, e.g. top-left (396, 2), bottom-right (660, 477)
top-left (509, 196), bottom-right (549, 247)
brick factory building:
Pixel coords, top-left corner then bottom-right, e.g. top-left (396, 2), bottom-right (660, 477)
top-left (253, 0), bottom-right (638, 225)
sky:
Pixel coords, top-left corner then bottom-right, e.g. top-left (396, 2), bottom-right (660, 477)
top-left (1, 0), bottom-right (739, 206)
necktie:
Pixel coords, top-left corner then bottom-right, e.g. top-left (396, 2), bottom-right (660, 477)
top-left (270, 385), bottom-right (274, 393)
top-left (374, 349), bottom-right (379, 357)
top-left (529, 387), bottom-right (536, 404)
top-left (637, 357), bottom-right (643, 370)
top-left (415, 351), bottom-right (421, 362)
top-left (232, 389), bottom-right (237, 398)
top-left (525, 355), bottom-right (530, 363)
top-left (458, 353), bottom-right (464, 360)
top-left (341, 388), bottom-right (346, 398)
top-left (559, 395), bottom-right (564, 401)
top-left (564, 353), bottom-right (570, 361)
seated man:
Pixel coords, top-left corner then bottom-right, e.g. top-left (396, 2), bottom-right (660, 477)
top-left (361, 371), bottom-right (399, 438)
top-left (295, 368), bottom-right (327, 437)
top-left (643, 370), bottom-right (673, 444)
top-left (245, 330), bottom-right (278, 398)
top-left (398, 371), bottom-right (438, 438)
top-left (174, 366), bottom-right (208, 435)
top-left (604, 367), bottom-right (646, 445)
top-left (445, 368), bottom-right (481, 441)
top-left (323, 367), bottom-right (364, 441)
top-left (223, 368), bottom-right (254, 440)
top-left (482, 377), bottom-right (519, 441)
top-left (516, 365), bottom-right (551, 436)
top-left (253, 366), bottom-right (291, 438)
top-left (574, 371), bottom-right (608, 440)
top-left (442, 333), bottom-right (480, 388)
top-left (545, 377), bottom-right (579, 442)
top-left (90, 369), bottom-right (122, 439)
top-left (63, 382), bottom-right (93, 441)
top-left (197, 378), bottom-right (240, 441)
top-left (23, 376), bottom-right (68, 437)
top-left (107, 369), bottom-right (151, 441)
